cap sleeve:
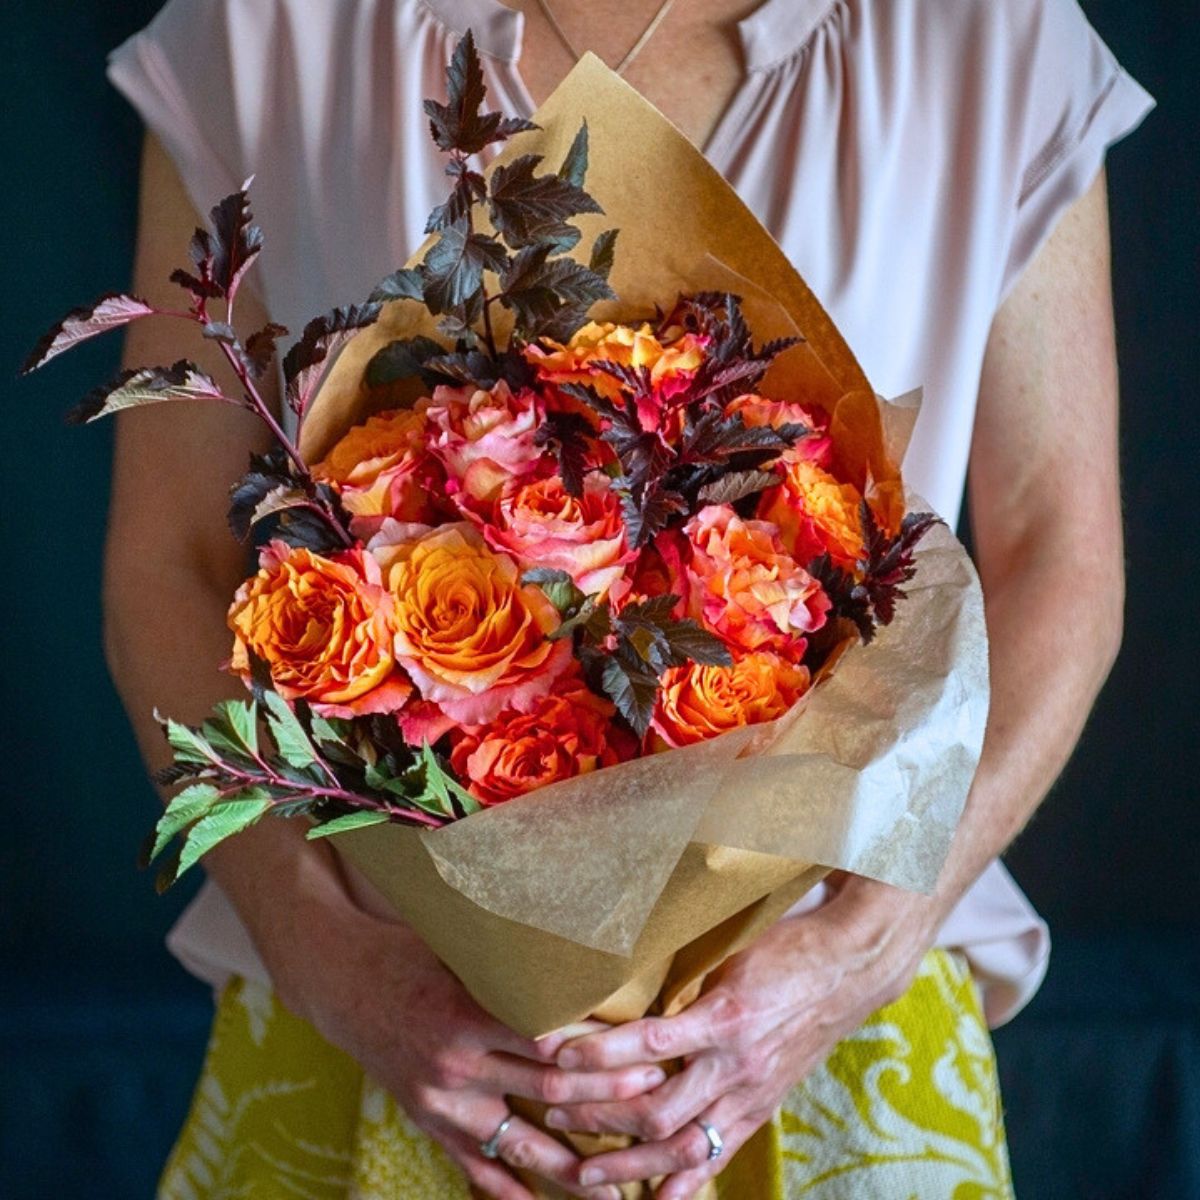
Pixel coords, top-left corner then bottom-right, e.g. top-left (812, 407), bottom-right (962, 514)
top-left (997, 0), bottom-right (1155, 306)
top-left (106, 0), bottom-right (250, 222)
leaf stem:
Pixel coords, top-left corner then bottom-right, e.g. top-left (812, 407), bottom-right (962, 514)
top-left (214, 756), bottom-right (448, 829)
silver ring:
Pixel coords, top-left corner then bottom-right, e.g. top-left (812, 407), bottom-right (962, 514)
top-left (480, 1114), bottom-right (513, 1160)
top-left (695, 1118), bottom-right (724, 1161)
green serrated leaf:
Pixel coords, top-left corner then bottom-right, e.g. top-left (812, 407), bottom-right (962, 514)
top-left (306, 810), bottom-right (391, 839)
top-left (149, 782), bottom-right (223, 864)
top-left (420, 743), bottom-right (481, 816)
top-left (161, 713), bottom-right (220, 767)
top-left (212, 699), bottom-right (259, 758)
top-left (262, 690), bottom-right (318, 769)
top-left (175, 792), bottom-right (273, 881)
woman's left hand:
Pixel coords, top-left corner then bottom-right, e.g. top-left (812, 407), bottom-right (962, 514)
top-left (545, 877), bottom-right (944, 1200)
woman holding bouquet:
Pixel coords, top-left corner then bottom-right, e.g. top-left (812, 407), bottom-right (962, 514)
top-left (100, 0), bottom-right (1152, 1196)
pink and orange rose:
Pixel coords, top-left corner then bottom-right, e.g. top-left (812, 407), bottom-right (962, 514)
top-left (312, 404), bottom-right (443, 533)
top-left (482, 472), bottom-right (632, 599)
top-left (426, 380), bottom-right (543, 506)
top-left (683, 505), bottom-right (830, 660)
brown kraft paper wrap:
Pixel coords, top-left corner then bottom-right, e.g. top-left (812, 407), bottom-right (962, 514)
top-left (299, 55), bottom-right (990, 1200)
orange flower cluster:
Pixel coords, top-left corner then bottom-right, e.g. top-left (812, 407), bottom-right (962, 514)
top-left (226, 311), bottom-right (894, 807)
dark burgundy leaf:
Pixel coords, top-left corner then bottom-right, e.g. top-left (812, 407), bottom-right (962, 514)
top-left (22, 293), bottom-right (157, 374)
top-left (365, 335), bottom-right (449, 387)
top-left (534, 410), bottom-right (594, 496)
top-left (208, 182), bottom-right (263, 298)
top-left (601, 657), bottom-right (659, 738)
top-left (658, 619), bottom-right (733, 668)
top-left (487, 154), bottom-right (603, 248)
top-left (557, 120), bottom-right (590, 187)
top-left (423, 31), bottom-right (538, 155)
top-left (282, 304), bottom-right (382, 417)
top-left (808, 554), bottom-right (875, 643)
top-left (421, 222), bottom-right (507, 314)
top-left (242, 322), bottom-right (289, 377)
top-left (369, 267), bottom-right (425, 304)
top-left (425, 167), bottom-right (488, 233)
top-left (227, 447), bottom-right (294, 541)
top-left (589, 229), bottom-right (619, 280)
top-left (67, 360), bottom-right (227, 425)
top-left (696, 468), bottom-right (780, 506)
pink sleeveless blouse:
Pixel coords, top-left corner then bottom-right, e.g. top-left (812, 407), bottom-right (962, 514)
top-left (107, 0), bottom-right (1155, 1027)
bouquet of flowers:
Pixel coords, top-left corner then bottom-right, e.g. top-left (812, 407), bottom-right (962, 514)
top-left (25, 36), bottom-right (987, 1056)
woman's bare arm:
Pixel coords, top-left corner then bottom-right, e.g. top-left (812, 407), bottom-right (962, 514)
top-left (103, 132), bottom-right (363, 999)
top-left (103, 132), bottom-right (645, 1200)
top-left (531, 169), bottom-right (1127, 1198)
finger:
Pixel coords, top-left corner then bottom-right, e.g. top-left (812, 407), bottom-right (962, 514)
top-left (440, 1132), bottom-right (534, 1200)
top-left (546, 1054), bottom-right (727, 1141)
top-left (478, 1052), bottom-right (667, 1106)
top-left (457, 1115), bottom-right (622, 1200)
top-left (557, 1007), bottom-right (719, 1071)
top-left (574, 1115), bottom-right (717, 1187)
top-left (654, 1117), bottom-right (759, 1200)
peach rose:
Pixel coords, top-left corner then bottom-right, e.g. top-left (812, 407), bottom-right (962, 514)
top-left (684, 505), bottom-right (829, 660)
top-left (758, 458), bottom-right (866, 570)
top-left (227, 541), bottom-right (412, 717)
top-left (651, 651), bottom-right (811, 749)
top-left (483, 473), bottom-right (633, 599)
top-left (449, 680), bottom-right (632, 805)
top-left (377, 523), bottom-right (572, 725)
top-left (726, 393), bottom-right (833, 469)
top-left (310, 404), bottom-right (442, 531)
top-left (426, 379), bottom-right (546, 506)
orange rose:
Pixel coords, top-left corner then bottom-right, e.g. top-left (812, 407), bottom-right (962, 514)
top-left (376, 523), bottom-right (572, 724)
top-left (526, 320), bottom-right (707, 402)
top-left (758, 458), bottom-right (865, 570)
top-left (684, 505), bottom-right (829, 660)
top-left (483, 473), bottom-right (632, 599)
top-left (450, 681), bottom-right (632, 805)
top-left (651, 651), bottom-right (811, 749)
top-left (227, 541), bottom-right (411, 717)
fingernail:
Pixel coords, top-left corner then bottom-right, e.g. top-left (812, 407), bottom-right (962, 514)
top-left (545, 1107), bottom-right (567, 1129)
top-left (644, 1067), bottom-right (667, 1087)
top-left (580, 1166), bottom-right (605, 1186)
top-left (559, 1048), bottom-right (582, 1069)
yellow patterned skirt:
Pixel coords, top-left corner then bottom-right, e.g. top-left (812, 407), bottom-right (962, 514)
top-left (157, 949), bottom-right (1014, 1198)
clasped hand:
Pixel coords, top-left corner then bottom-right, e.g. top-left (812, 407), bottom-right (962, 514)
top-left (540, 879), bottom-right (935, 1199)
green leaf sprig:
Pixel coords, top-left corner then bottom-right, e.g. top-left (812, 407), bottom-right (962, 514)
top-left (141, 695), bottom-right (477, 891)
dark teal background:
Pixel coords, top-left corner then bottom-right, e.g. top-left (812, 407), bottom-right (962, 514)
top-left (2, 2), bottom-right (1196, 1196)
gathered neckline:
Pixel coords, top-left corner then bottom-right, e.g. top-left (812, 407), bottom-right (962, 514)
top-left (420, 0), bottom-right (840, 73)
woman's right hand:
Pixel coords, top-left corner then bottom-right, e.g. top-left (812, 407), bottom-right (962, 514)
top-left (270, 894), bottom-right (663, 1200)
